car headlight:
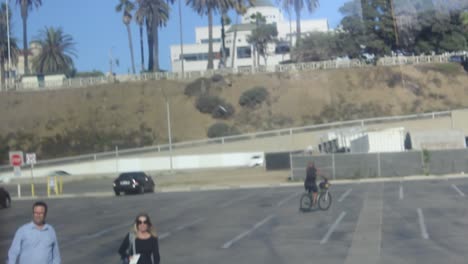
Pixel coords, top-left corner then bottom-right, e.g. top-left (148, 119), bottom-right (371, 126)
top-left (113, 183), bottom-right (116, 187)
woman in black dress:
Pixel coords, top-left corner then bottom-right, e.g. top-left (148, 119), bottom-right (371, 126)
top-left (118, 213), bottom-right (160, 264)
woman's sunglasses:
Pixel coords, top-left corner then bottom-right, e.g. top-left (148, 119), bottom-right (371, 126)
top-left (137, 219), bottom-right (149, 225)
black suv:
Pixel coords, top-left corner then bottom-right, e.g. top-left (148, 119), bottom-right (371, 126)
top-left (113, 172), bottom-right (155, 196)
top-left (0, 187), bottom-right (11, 208)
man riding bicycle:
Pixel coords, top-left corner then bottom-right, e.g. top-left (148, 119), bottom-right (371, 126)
top-left (304, 161), bottom-right (329, 206)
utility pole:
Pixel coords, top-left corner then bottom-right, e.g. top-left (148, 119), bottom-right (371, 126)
top-left (6, 0), bottom-right (12, 90)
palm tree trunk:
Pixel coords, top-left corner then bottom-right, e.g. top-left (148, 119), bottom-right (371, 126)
top-left (146, 18), bottom-right (154, 71)
top-left (231, 15), bottom-right (239, 69)
top-left (154, 28), bottom-right (160, 72)
top-left (126, 24), bottom-right (136, 74)
top-left (207, 8), bottom-right (214, 69)
top-left (140, 25), bottom-right (145, 72)
top-left (295, 4), bottom-right (301, 46)
top-left (152, 14), bottom-right (160, 72)
top-left (22, 16), bottom-right (29, 74)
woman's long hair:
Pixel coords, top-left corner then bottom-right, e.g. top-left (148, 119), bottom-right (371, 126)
top-left (131, 213), bottom-right (158, 237)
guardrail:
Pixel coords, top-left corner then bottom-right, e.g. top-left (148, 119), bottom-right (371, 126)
top-left (7, 54), bottom-right (458, 91)
top-left (0, 109), bottom-right (454, 173)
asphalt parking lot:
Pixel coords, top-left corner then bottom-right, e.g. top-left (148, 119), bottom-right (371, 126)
top-left (2, 178), bottom-right (468, 264)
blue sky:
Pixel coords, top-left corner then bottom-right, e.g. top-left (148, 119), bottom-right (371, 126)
top-left (7, 0), bottom-right (348, 74)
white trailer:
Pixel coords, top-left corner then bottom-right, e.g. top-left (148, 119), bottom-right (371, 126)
top-left (350, 127), bottom-right (406, 153)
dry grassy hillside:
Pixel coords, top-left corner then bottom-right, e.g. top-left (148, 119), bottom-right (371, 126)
top-left (0, 63), bottom-right (467, 160)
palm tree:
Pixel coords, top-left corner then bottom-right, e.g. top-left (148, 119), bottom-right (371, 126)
top-left (278, 0), bottom-right (318, 45)
top-left (186, 0), bottom-right (236, 69)
top-left (135, 2), bottom-right (146, 72)
top-left (16, 0), bottom-right (42, 75)
top-left (31, 27), bottom-right (77, 75)
top-left (116, 0), bottom-right (137, 74)
top-left (137, 0), bottom-right (169, 72)
top-left (187, 0), bottom-right (253, 69)
top-left (0, 3), bottom-right (19, 87)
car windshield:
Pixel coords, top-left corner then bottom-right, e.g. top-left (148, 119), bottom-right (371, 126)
top-left (0, 0), bottom-right (467, 263)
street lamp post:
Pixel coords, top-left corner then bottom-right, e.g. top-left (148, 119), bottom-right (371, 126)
top-left (166, 100), bottom-right (173, 173)
top-left (6, 0), bottom-right (12, 90)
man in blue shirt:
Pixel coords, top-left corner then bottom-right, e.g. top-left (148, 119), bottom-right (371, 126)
top-left (7, 201), bottom-right (61, 264)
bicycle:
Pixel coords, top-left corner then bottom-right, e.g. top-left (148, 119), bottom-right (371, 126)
top-left (300, 181), bottom-right (332, 211)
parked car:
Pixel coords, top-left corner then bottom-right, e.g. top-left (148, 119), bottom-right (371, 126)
top-left (248, 155), bottom-right (264, 167)
top-left (50, 170), bottom-right (71, 176)
top-left (113, 172), bottom-right (155, 196)
top-left (0, 187), bottom-right (11, 209)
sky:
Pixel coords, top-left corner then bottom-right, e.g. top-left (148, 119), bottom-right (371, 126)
top-left (7, 0), bottom-right (349, 74)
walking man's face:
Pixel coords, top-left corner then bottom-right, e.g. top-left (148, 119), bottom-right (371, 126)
top-left (33, 206), bottom-right (46, 226)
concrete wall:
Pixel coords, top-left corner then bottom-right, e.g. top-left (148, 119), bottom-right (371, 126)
top-left (0, 152), bottom-right (263, 182)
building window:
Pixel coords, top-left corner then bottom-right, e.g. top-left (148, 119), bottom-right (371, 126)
top-left (180, 53), bottom-right (208, 61)
top-left (237, 47), bottom-right (251, 59)
top-left (275, 45), bottom-right (290, 54)
top-left (201, 38), bottom-right (221, 44)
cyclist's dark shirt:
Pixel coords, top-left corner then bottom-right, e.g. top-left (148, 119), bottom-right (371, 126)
top-left (305, 167), bottom-right (317, 184)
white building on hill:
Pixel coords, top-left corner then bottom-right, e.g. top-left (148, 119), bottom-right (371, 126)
top-left (170, 0), bottom-right (329, 72)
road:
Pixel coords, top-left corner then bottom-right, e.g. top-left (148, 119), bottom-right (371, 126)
top-left (1, 178), bottom-right (468, 264)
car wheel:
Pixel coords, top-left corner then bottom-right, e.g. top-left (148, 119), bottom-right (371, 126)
top-left (114, 191), bottom-right (120, 196)
top-left (138, 186), bottom-right (145, 194)
top-left (3, 197), bottom-right (11, 208)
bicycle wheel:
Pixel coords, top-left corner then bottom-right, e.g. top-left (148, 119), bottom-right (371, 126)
top-left (318, 191), bottom-right (332, 211)
top-left (300, 193), bottom-right (312, 211)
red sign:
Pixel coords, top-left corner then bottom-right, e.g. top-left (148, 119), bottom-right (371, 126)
top-left (9, 151), bottom-right (23, 167)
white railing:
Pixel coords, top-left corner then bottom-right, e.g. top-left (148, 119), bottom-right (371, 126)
top-left (7, 54), bottom-right (459, 91)
top-left (0, 109), bottom-right (455, 172)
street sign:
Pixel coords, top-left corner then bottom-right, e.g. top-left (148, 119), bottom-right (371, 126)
top-left (26, 153), bottom-right (36, 165)
top-left (9, 151), bottom-right (23, 167)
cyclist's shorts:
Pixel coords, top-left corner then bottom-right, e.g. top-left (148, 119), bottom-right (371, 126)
top-left (305, 183), bottom-right (318, 193)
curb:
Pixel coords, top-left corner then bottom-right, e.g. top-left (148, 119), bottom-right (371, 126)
top-left (10, 173), bottom-right (468, 200)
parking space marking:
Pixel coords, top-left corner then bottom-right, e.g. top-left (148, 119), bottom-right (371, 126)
top-left (159, 232), bottom-right (171, 240)
top-left (417, 208), bottom-right (429, 240)
top-left (222, 214), bottom-right (275, 249)
top-left (174, 217), bottom-right (205, 231)
top-left (218, 193), bottom-right (255, 208)
top-left (399, 185), bottom-right (404, 200)
top-left (62, 221), bottom-right (133, 248)
top-left (338, 189), bottom-right (352, 202)
top-left (276, 192), bottom-right (301, 207)
top-left (320, 211), bottom-right (346, 244)
top-left (451, 184), bottom-right (465, 197)
top-left (159, 217), bottom-right (206, 240)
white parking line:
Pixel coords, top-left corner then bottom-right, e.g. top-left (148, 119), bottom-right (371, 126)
top-left (417, 208), bottom-right (429, 240)
top-left (62, 221), bottom-right (133, 248)
top-left (174, 218), bottom-right (205, 232)
top-left (399, 185), bottom-right (404, 200)
top-left (218, 193), bottom-right (255, 208)
top-left (451, 184), bottom-right (465, 197)
top-left (320, 212), bottom-right (347, 244)
top-left (276, 192), bottom-right (301, 207)
top-left (159, 218), bottom-right (206, 240)
top-left (338, 189), bottom-right (352, 202)
top-left (159, 232), bottom-right (171, 240)
top-left (222, 214), bottom-right (275, 249)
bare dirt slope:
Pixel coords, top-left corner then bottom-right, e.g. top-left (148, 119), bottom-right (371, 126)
top-left (0, 63), bottom-right (466, 147)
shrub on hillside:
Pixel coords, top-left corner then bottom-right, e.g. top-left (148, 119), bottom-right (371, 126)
top-left (239, 87), bottom-right (269, 108)
top-left (184, 77), bottom-right (211, 97)
top-left (196, 95), bottom-right (225, 114)
top-left (207, 122), bottom-right (239, 138)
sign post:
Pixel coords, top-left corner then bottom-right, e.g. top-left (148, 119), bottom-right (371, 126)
top-left (26, 153), bottom-right (36, 197)
top-left (9, 151), bottom-right (23, 197)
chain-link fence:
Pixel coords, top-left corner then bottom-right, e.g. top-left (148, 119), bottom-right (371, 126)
top-left (290, 149), bottom-right (468, 180)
